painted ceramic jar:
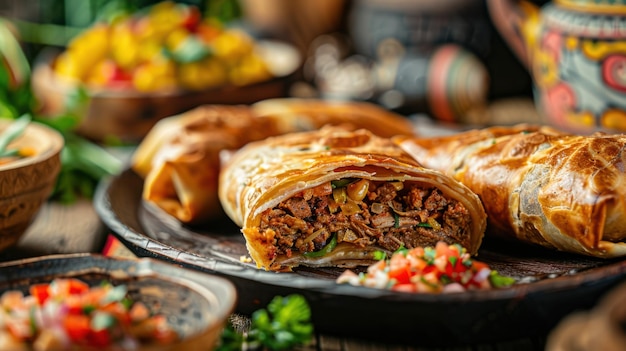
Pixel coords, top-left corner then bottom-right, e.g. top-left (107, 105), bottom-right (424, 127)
top-left (488, 0), bottom-right (626, 133)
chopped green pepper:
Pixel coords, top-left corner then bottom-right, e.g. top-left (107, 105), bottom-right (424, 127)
top-left (303, 234), bottom-right (337, 258)
top-left (489, 271), bottom-right (516, 288)
top-left (331, 179), bottom-right (354, 189)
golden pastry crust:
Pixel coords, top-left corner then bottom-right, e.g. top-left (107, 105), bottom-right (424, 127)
top-left (251, 98), bottom-right (416, 138)
top-left (395, 124), bottom-right (626, 258)
top-left (133, 105), bottom-right (281, 223)
top-left (219, 126), bottom-right (487, 271)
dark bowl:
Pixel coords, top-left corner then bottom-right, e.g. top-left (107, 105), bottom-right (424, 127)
top-left (0, 253), bottom-right (237, 351)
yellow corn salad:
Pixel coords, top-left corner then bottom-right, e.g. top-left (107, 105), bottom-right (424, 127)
top-left (53, 1), bottom-right (272, 92)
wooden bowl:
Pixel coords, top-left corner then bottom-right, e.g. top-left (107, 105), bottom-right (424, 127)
top-left (0, 254), bottom-right (237, 351)
top-left (0, 119), bottom-right (63, 252)
top-left (31, 40), bottom-right (302, 143)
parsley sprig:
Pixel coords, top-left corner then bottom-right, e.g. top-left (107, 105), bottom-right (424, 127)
top-left (217, 294), bottom-right (314, 351)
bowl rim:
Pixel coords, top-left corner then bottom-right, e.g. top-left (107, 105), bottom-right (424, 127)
top-left (0, 119), bottom-right (64, 171)
top-left (0, 253), bottom-right (238, 346)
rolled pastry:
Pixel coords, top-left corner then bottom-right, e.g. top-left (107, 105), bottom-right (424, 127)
top-left (394, 124), bottom-right (626, 258)
top-left (218, 126), bottom-right (487, 271)
top-left (132, 105), bottom-right (281, 223)
top-left (131, 98), bottom-right (416, 223)
top-left (251, 98), bottom-right (416, 138)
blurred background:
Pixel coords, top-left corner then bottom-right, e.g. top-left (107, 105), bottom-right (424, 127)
top-left (0, 0), bottom-right (548, 128)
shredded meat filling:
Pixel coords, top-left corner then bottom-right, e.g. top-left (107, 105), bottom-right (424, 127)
top-left (260, 179), bottom-right (472, 257)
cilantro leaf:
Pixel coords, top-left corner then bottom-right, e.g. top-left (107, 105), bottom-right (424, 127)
top-left (217, 294), bottom-right (314, 351)
top-left (489, 271), bottom-right (516, 288)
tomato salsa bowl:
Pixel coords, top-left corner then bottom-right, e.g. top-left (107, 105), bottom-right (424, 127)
top-left (0, 254), bottom-right (237, 351)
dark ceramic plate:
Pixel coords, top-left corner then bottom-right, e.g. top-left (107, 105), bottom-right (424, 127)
top-left (0, 253), bottom-right (237, 350)
top-left (94, 168), bottom-right (626, 347)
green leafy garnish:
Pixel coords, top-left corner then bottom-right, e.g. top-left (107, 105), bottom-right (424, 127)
top-left (489, 271), bottom-right (516, 288)
top-left (373, 250), bottom-right (387, 261)
top-left (423, 247), bottom-right (436, 264)
top-left (217, 294), bottom-right (314, 351)
top-left (163, 35), bottom-right (211, 63)
top-left (0, 113), bottom-right (30, 155)
top-left (51, 133), bottom-right (123, 204)
top-left (303, 234), bottom-right (337, 258)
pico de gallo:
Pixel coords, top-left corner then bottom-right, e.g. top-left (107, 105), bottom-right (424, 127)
top-left (0, 278), bottom-right (178, 350)
top-left (336, 241), bottom-right (516, 293)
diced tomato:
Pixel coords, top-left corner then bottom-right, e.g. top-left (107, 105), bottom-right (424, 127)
top-left (389, 252), bottom-right (410, 269)
top-left (89, 328), bottom-right (112, 347)
top-left (445, 262), bottom-right (454, 277)
top-left (80, 287), bottom-right (108, 306)
top-left (435, 241), bottom-right (451, 257)
top-left (472, 261), bottom-right (489, 272)
top-left (391, 283), bottom-right (417, 293)
top-left (50, 279), bottom-right (89, 297)
top-left (64, 294), bottom-right (85, 315)
top-left (421, 264), bottom-right (438, 276)
top-left (388, 265), bottom-right (412, 285)
top-left (29, 283), bottom-right (50, 305)
top-left (151, 315), bottom-right (178, 344)
top-left (64, 314), bottom-right (91, 342)
top-left (409, 247), bottom-right (425, 257)
top-left (182, 6), bottom-right (201, 32)
top-left (129, 302), bottom-right (150, 323)
top-left (101, 302), bottom-right (131, 325)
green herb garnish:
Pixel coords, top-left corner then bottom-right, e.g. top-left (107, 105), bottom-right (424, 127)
top-left (0, 113), bottom-right (30, 156)
top-left (373, 250), bottom-right (387, 261)
top-left (217, 294), bottom-right (313, 351)
top-left (423, 246), bottom-right (436, 264)
top-left (489, 271), bottom-right (516, 288)
top-left (303, 234), bottom-right (337, 258)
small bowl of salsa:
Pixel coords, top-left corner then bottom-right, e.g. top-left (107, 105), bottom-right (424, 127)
top-left (0, 253), bottom-right (237, 350)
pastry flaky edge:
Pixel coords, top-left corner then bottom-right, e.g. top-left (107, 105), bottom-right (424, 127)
top-left (393, 124), bottom-right (626, 258)
top-left (130, 98), bottom-right (416, 224)
top-left (131, 105), bottom-right (281, 223)
top-left (218, 126), bottom-right (487, 271)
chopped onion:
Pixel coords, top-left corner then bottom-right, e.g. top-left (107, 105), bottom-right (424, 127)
top-left (340, 200), bottom-right (361, 215)
top-left (473, 268), bottom-right (491, 283)
top-left (302, 228), bottom-right (327, 244)
top-left (370, 202), bottom-right (385, 214)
